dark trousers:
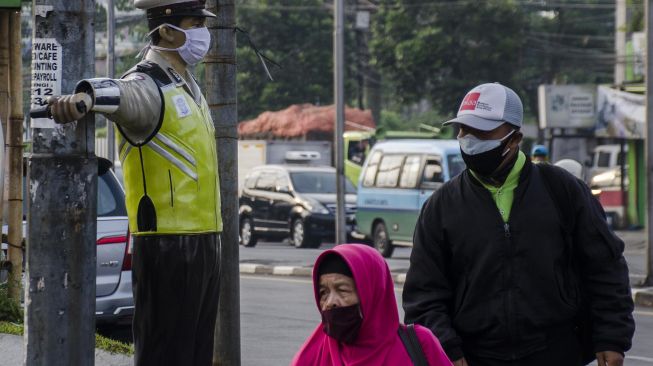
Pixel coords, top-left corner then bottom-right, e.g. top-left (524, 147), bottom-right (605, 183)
top-left (132, 233), bottom-right (221, 366)
top-left (465, 328), bottom-right (583, 366)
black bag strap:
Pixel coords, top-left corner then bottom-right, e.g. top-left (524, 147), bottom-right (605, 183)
top-left (398, 324), bottom-right (429, 366)
top-left (537, 163), bottom-right (574, 234)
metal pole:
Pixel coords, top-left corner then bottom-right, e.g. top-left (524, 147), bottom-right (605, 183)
top-left (615, 0), bottom-right (627, 85)
top-left (7, 11), bottom-right (23, 302)
top-left (645, 0), bottom-right (653, 286)
top-left (334, 0), bottom-right (346, 245)
top-left (26, 0), bottom-right (97, 364)
top-left (106, 0), bottom-right (115, 163)
top-left (205, 0), bottom-right (240, 364)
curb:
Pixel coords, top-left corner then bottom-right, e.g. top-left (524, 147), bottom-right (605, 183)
top-left (240, 263), bottom-right (653, 308)
top-left (240, 263), bottom-right (408, 285)
top-left (633, 287), bottom-right (653, 308)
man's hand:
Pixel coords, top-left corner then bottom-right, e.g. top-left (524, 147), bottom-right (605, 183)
top-left (46, 93), bottom-right (92, 124)
top-left (596, 351), bottom-right (624, 366)
top-left (453, 357), bottom-right (468, 366)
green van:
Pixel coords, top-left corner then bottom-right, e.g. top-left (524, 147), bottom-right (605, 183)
top-left (355, 139), bottom-right (465, 257)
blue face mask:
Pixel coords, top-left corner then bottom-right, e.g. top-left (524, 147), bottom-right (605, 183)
top-left (458, 129), bottom-right (516, 156)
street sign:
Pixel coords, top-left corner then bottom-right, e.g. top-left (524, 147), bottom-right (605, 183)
top-left (538, 84), bottom-right (597, 129)
top-left (30, 38), bottom-right (62, 128)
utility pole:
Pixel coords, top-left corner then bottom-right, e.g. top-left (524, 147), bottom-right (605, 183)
top-left (615, 0), bottom-right (627, 86)
top-left (7, 10), bottom-right (23, 302)
top-left (645, 0), bottom-right (653, 286)
top-left (106, 0), bottom-right (115, 163)
top-left (205, 0), bottom-right (241, 365)
top-left (334, 0), bottom-right (346, 245)
top-left (26, 0), bottom-right (97, 364)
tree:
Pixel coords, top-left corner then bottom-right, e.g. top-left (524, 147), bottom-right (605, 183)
top-left (236, 0), bottom-right (357, 120)
top-left (370, 1), bottom-right (527, 117)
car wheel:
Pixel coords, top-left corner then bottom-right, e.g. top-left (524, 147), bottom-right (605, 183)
top-left (373, 222), bottom-right (394, 258)
top-left (292, 218), bottom-right (320, 248)
top-left (240, 217), bottom-right (257, 247)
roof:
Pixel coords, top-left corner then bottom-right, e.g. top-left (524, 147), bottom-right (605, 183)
top-left (252, 164), bottom-right (335, 173)
top-left (238, 104), bottom-right (376, 140)
top-left (371, 139), bottom-right (461, 155)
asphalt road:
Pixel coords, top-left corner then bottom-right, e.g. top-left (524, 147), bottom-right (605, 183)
top-left (241, 274), bottom-right (653, 366)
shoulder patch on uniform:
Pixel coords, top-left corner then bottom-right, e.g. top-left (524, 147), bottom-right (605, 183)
top-left (171, 94), bottom-right (192, 118)
top-left (168, 67), bottom-right (184, 84)
top-left (125, 73), bottom-right (146, 81)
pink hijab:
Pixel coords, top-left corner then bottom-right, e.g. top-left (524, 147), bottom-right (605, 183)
top-left (291, 244), bottom-right (452, 366)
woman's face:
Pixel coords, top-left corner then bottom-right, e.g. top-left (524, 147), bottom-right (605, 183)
top-left (318, 273), bottom-right (359, 311)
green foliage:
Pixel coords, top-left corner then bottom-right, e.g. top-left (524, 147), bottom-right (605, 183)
top-left (371, 1), bottom-right (527, 117)
top-left (96, 333), bottom-right (134, 355)
top-left (0, 284), bottom-right (23, 324)
top-left (235, 0), bottom-right (357, 120)
top-left (0, 321), bottom-right (22, 336)
top-left (370, 1), bottom-right (618, 120)
top-left (0, 321), bottom-right (134, 355)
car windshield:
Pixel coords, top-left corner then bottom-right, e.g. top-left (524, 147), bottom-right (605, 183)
top-left (447, 154), bottom-right (467, 178)
top-left (290, 172), bottom-right (356, 194)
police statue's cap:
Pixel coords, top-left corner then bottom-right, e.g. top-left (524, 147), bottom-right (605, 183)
top-left (134, 0), bottom-right (217, 20)
top-left (443, 83), bottom-right (523, 131)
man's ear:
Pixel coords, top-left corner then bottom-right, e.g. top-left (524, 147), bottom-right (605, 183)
top-left (158, 25), bottom-right (176, 44)
top-left (510, 131), bottom-right (523, 148)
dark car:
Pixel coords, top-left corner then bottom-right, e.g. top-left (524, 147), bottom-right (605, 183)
top-left (239, 165), bottom-right (357, 248)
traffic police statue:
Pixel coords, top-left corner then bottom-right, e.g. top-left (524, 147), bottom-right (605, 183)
top-left (46, 1), bottom-right (223, 365)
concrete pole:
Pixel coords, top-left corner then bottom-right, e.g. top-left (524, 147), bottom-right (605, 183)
top-left (106, 0), bottom-right (115, 163)
top-left (204, 0), bottom-right (241, 365)
top-left (334, 0), bottom-right (347, 245)
top-left (645, 0), bottom-right (653, 286)
top-left (615, 0), bottom-right (627, 85)
top-left (26, 0), bottom-right (97, 364)
top-left (7, 11), bottom-right (23, 301)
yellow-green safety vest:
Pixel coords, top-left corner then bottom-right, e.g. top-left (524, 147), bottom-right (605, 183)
top-left (117, 63), bottom-right (222, 235)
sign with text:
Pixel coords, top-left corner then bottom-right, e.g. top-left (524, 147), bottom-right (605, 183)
top-left (30, 38), bottom-right (62, 129)
top-left (538, 84), bottom-right (597, 129)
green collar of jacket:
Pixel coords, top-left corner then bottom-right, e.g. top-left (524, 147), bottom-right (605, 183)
top-left (470, 151), bottom-right (526, 222)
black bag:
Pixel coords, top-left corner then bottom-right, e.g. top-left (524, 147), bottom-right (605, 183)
top-left (398, 324), bottom-right (429, 366)
top-left (537, 164), bottom-right (595, 365)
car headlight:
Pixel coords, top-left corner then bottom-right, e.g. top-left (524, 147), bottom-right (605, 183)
top-left (303, 198), bottom-right (330, 214)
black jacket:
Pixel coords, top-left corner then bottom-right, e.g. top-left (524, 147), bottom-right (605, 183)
top-left (403, 160), bottom-right (635, 361)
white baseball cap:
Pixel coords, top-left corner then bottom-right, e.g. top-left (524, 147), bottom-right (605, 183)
top-left (443, 83), bottom-right (523, 131)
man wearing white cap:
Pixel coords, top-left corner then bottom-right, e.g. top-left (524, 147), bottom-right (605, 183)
top-left (403, 83), bottom-right (634, 366)
top-left (46, 1), bottom-right (223, 365)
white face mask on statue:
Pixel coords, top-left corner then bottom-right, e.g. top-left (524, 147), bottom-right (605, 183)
top-left (149, 23), bottom-right (211, 66)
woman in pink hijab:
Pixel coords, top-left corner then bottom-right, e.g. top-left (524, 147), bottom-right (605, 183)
top-left (291, 244), bottom-right (452, 366)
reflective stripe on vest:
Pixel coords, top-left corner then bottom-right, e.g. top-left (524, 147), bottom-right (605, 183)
top-left (118, 82), bottom-right (222, 235)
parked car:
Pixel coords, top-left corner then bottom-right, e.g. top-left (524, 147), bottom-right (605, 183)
top-left (355, 139), bottom-right (465, 257)
top-left (239, 165), bottom-right (357, 248)
top-left (1, 157), bottom-right (132, 325)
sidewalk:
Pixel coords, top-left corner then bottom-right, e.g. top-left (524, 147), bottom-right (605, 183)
top-left (0, 334), bottom-right (133, 366)
top-left (239, 230), bottom-right (653, 308)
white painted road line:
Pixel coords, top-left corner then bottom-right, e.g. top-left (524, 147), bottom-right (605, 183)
top-left (627, 356), bottom-right (653, 363)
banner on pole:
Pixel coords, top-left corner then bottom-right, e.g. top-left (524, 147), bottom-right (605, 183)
top-left (595, 85), bottom-right (645, 139)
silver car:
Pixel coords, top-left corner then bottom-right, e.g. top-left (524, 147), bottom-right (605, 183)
top-left (1, 157), bottom-right (132, 325)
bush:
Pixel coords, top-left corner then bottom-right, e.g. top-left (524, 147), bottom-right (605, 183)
top-left (0, 283), bottom-right (23, 324)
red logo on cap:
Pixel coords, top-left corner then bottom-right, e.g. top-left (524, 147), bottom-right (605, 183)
top-left (460, 92), bottom-right (480, 111)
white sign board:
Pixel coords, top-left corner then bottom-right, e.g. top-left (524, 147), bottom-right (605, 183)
top-left (595, 85), bottom-right (645, 139)
top-left (538, 85), bottom-right (597, 129)
top-left (355, 11), bottom-right (370, 30)
top-left (30, 38), bottom-right (62, 129)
